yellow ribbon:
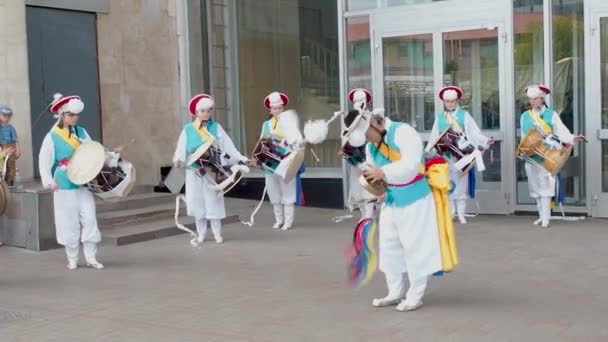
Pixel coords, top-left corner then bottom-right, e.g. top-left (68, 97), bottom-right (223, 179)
top-left (361, 219), bottom-right (378, 285)
top-left (269, 117), bottom-right (285, 139)
top-left (53, 126), bottom-right (81, 150)
top-left (527, 110), bottom-right (553, 134)
top-left (193, 119), bottom-right (214, 143)
top-left (426, 163), bottom-right (459, 272)
top-left (376, 143), bottom-right (401, 162)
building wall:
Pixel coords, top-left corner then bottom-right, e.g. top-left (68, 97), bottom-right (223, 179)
top-left (0, 0), bottom-right (34, 178)
top-left (96, 0), bottom-right (182, 185)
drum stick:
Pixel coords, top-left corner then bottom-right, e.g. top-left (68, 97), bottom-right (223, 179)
top-left (310, 147), bottom-right (320, 163)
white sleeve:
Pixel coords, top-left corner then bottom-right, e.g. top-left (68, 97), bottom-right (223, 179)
top-left (217, 124), bottom-right (248, 162)
top-left (520, 115), bottom-right (525, 141)
top-left (381, 124), bottom-right (423, 184)
top-left (365, 143), bottom-right (375, 167)
top-left (425, 118), bottom-right (439, 153)
top-left (38, 133), bottom-right (56, 188)
top-left (464, 112), bottom-right (490, 149)
top-left (173, 129), bottom-right (187, 164)
top-left (552, 113), bottom-right (575, 144)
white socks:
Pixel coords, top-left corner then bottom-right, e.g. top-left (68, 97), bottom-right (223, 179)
top-left (196, 218), bottom-right (223, 243)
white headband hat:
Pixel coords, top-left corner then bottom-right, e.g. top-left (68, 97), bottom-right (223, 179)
top-left (439, 86), bottom-right (463, 101)
top-left (264, 91), bottom-right (289, 109)
top-left (525, 84), bottom-right (551, 99)
top-left (188, 94), bottom-right (214, 115)
top-left (50, 93), bottom-right (85, 118)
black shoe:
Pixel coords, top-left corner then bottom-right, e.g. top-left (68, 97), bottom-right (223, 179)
top-left (7, 181), bottom-right (14, 188)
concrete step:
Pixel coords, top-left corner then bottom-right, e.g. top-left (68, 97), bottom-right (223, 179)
top-left (96, 192), bottom-right (177, 213)
top-left (97, 202), bottom-right (182, 226)
top-left (101, 215), bottom-right (240, 246)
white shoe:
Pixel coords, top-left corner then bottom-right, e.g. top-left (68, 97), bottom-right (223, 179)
top-left (533, 218), bottom-right (542, 226)
top-left (281, 224), bottom-right (293, 231)
top-left (272, 222), bottom-right (283, 229)
top-left (67, 261), bottom-right (78, 270)
top-left (396, 300), bottom-right (423, 312)
top-left (372, 296), bottom-right (402, 307)
top-left (215, 236), bottom-right (224, 244)
top-left (541, 221), bottom-right (550, 228)
top-left (86, 260), bottom-right (105, 270)
top-left (196, 235), bottom-right (205, 243)
top-left (458, 217), bottom-right (467, 224)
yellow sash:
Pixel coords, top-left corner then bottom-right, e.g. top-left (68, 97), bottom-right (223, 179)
top-left (425, 162), bottom-right (459, 272)
top-left (193, 120), bottom-right (215, 143)
top-left (270, 117), bottom-right (285, 139)
top-left (527, 110), bottom-right (553, 134)
top-left (376, 143), bottom-right (401, 162)
top-left (53, 126), bottom-right (81, 150)
top-left (445, 112), bottom-right (465, 132)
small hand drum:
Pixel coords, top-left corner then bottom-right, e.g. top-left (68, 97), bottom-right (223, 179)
top-left (341, 141), bottom-right (366, 167)
top-left (428, 126), bottom-right (476, 173)
top-left (252, 137), bottom-right (304, 183)
top-left (516, 128), bottom-right (572, 175)
top-left (189, 143), bottom-right (248, 196)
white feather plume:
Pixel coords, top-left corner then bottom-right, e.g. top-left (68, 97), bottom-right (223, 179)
top-left (303, 120), bottom-right (328, 144)
top-left (53, 93), bottom-right (63, 101)
top-left (278, 110), bottom-right (303, 145)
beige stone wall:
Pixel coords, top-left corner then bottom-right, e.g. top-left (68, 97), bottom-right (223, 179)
top-left (97, 0), bottom-right (181, 185)
top-left (0, 0), bottom-right (34, 178)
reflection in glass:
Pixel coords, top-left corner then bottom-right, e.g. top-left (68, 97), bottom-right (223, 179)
top-left (443, 29), bottom-right (500, 131)
top-left (382, 34), bottom-right (434, 130)
top-left (513, 0), bottom-right (544, 204)
top-left (603, 143), bottom-right (608, 192)
top-left (480, 142), bottom-right (502, 189)
top-left (236, 0), bottom-right (340, 168)
top-left (346, 0), bottom-right (377, 11)
top-left (346, 16), bottom-right (372, 94)
top-left (187, 0), bottom-right (210, 95)
top-left (601, 17), bottom-right (608, 129)
top-left (552, 0), bottom-right (585, 206)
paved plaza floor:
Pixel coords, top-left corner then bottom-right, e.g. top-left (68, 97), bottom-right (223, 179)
top-left (1, 199), bottom-right (607, 341)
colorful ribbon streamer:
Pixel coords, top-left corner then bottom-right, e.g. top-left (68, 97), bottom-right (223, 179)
top-left (345, 215), bottom-right (378, 288)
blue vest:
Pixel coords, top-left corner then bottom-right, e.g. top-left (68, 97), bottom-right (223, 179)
top-left (520, 108), bottom-right (555, 163)
top-left (50, 126), bottom-right (87, 190)
top-left (184, 121), bottom-right (219, 170)
top-left (368, 122), bottom-right (431, 208)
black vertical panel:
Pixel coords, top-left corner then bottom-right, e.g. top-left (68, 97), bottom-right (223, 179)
top-left (26, 6), bottom-right (101, 177)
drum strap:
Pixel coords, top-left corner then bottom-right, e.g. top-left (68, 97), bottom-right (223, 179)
top-left (375, 143), bottom-right (401, 162)
top-left (174, 195), bottom-right (201, 247)
top-left (53, 126), bottom-right (81, 150)
top-left (527, 110), bottom-right (553, 134)
top-left (240, 186), bottom-right (268, 227)
top-left (444, 112), bottom-right (465, 132)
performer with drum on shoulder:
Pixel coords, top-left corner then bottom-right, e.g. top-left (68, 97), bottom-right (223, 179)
top-left (38, 93), bottom-right (104, 270)
top-left (340, 88), bottom-right (376, 220)
top-left (519, 84), bottom-right (585, 228)
top-left (259, 91), bottom-right (302, 230)
top-left (173, 94), bottom-right (250, 244)
top-left (426, 86), bottom-right (494, 224)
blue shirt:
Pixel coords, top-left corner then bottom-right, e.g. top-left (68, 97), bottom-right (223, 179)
top-left (0, 124), bottom-right (18, 144)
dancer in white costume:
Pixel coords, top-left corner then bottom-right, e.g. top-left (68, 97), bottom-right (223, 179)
top-left (259, 91), bottom-right (299, 230)
top-left (341, 88), bottom-right (375, 219)
top-left (426, 86), bottom-right (493, 224)
top-left (519, 84), bottom-right (585, 228)
top-left (363, 111), bottom-right (443, 312)
top-left (38, 94), bottom-right (104, 270)
top-left (173, 94), bottom-right (250, 243)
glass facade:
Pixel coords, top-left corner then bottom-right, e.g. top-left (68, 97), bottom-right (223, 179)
top-left (514, 0), bottom-right (544, 205)
top-left (552, 0), bottom-right (585, 205)
top-left (184, 0), bottom-right (607, 213)
top-left (235, 0), bottom-right (340, 168)
top-left (382, 34), bottom-right (434, 129)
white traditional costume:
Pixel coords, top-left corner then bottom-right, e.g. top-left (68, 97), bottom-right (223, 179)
top-left (342, 88), bottom-right (375, 219)
top-left (366, 114), bottom-right (443, 312)
top-left (426, 86), bottom-right (491, 224)
top-left (38, 94), bottom-right (103, 270)
top-left (520, 84), bottom-right (575, 228)
top-left (260, 91), bottom-right (299, 230)
top-left (173, 94), bottom-right (248, 243)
